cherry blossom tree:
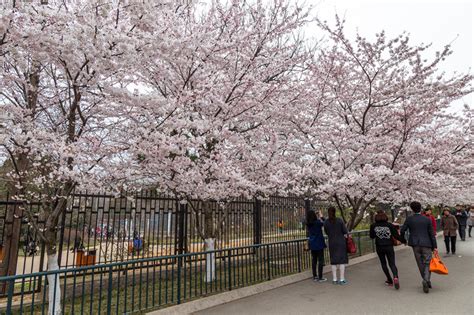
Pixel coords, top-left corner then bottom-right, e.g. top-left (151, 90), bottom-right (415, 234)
top-left (0, 1), bottom-right (159, 313)
top-left (294, 17), bottom-right (473, 230)
top-left (118, 0), bottom-right (314, 281)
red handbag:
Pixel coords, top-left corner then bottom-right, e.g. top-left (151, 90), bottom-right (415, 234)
top-left (346, 235), bottom-right (357, 254)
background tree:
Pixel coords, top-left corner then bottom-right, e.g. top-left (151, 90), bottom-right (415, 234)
top-left (0, 1), bottom-right (152, 313)
top-left (295, 17), bottom-right (473, 230)
top-left (121, 0), bottom-right (314, 281)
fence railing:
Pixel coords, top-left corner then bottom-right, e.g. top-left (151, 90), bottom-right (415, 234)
top-left (0, 229), bottom-right (374, 314)
top-left (1, 193), bottom-right (329, 279)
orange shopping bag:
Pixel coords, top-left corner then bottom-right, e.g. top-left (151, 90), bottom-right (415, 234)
top-left (429, 251), bottom-right (448, 275)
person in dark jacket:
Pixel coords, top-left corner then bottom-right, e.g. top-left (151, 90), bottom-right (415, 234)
top-left (370, 211), bottom-right (405, 289)
top-left (324, 206), bottom-right (349, 285)
top-left (306, 210), bottom-right (327, 282)
top-left (468, 206), bottom-right (474, 237)
top-left (454, 205), bottom-right (468, 241)
top-left (400, 201), bottom-right (437, 294)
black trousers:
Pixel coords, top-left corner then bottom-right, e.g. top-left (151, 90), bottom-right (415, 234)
top-left (469, 226), bottom-right (473, 237)
top-left (444, 235), bottom-right (456, 254)
top-left (458, 225), bottom-right (466, 240)
top-left (311, 249), bottom-right (325, 279)
top-left (376, 245), bottom-right (398, 282)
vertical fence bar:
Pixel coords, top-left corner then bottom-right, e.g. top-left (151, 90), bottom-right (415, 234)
top-left (266, 245), bottom-right (271, 280)
top-left (177, 201), bottom-right (186, 255)
top-left (357, 232), bottom-right (362, 256)
top-left (106, 265), bottom-right (113, 315)
top-left (6, 278), bottom-right (14, 315)
top-left (227, 249), bottom-right (232, 290)
top-left (177, 255), bottom-right (182, 304)
top-left (56, 202), bottom-right (67, 267)
top-left (304, 199), bottom-right (311, 216)
top-left (297, 241), bottom-right (302, 273)
top-left (253, 199), bottom-right (262, 245)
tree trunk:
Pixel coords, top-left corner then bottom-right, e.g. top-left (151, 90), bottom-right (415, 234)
top-left (333, 195), bottom-right (376, 231)
top-left (202, 201), bottom-right (216, 283)
top-left (47, 252), bottom-right (61, 315)
top-left (45, 223), bottom-right (61, 315)
top-left (204, 238), bottom-right (216, 283)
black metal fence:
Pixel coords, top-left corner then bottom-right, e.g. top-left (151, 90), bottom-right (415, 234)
top-left (0, 231), bottom-right (375, 315)
top-left (0, 192), bottom-right (327, 277)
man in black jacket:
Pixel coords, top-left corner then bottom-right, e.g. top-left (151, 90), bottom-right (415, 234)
top-left (400, 201), bottom-right (438, 293)
top-left (455, 205), bottom-right (468, 241)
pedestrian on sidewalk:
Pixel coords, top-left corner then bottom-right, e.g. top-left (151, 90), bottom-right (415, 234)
top-left (306, 210), bottom-right (327, 282)
top-left (441, 208), bottom-right (458, 255)
top-left (468, 206), bottom-right (474, 238)
top-left (423, 206), bottom-right (437, 236)
top-left (370, 211), bottom-right (405, 289)
top-left (400, 201), bottom-right (437, 294)
top-left (455, 205), bottom-right (468, 241)
top-left (323, 206), bottom-right (349, 285)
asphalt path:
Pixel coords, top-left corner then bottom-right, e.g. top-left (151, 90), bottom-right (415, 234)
top-left (196, 235), bottom-right (474, 315)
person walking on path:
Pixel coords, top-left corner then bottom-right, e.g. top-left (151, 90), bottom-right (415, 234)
top-left (468, 206), bottom-right (474, 238)
top-left (306, 210), bottom-right (327, 282)
top-left (400, 201), bottom-right (437, 294)
top-left (370, 211), bottom-right (405, 289)
top-left (441, 208), bottom-right (458, 255)
top-left (455, 205), bottom-right (468, 241)
top-left (423, 207), bottom-right (437, 235)
top-left (323, 206), bottom-right (349, 285)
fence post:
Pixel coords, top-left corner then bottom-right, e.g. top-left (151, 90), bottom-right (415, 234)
top-left (304, 199), bottom-right (311, 215)
top-left (106, 265), bottom-right (113, 315)
top-left (57, 204), bottom-right (68, 266)
top-left (177, 201), bottom-right (187, 255)
top-left (297, 242), bottom-right (302, 273)
top-left (177, 255), bottom-right (182, 304)
top-left (227, 249), bottom-right (232, 290)
top-left (6, 278), bottom-right (14, 315)
top-left (266, 245), bottom-right (271, 280)
top-left (304, 199), bottom-right (311, 241)
top-left (253, 199), bottom-right (262, 245)
top-left (357, 232), bottom-right (362, 256)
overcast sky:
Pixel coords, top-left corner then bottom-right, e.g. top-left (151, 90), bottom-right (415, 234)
top-left (308, 0), bottom-right (473, 111)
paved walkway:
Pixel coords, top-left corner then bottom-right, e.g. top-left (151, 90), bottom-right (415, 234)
top-left (196, 236), bottom-right (474, 315)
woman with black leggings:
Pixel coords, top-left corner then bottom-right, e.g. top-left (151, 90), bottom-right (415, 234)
top-left (306, 210), bottom-right (327, 282)
top-left (370, 211), bottom-right (405, 289)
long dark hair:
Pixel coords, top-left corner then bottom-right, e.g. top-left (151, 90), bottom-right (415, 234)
top-left (306, 210), bottom-right (317, 226)
top-left (328, 206), bottom-right (336, 224)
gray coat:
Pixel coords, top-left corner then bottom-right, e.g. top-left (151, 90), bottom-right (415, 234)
top-left (324, 218), bottom-right (348, 265)
top-left (400, 213), bottom-right (437, 249)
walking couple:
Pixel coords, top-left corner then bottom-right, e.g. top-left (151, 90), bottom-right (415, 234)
top-left (307, 201), bottom-right (438, 293)
top-left (370, 201), bottom-right (438, 293)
